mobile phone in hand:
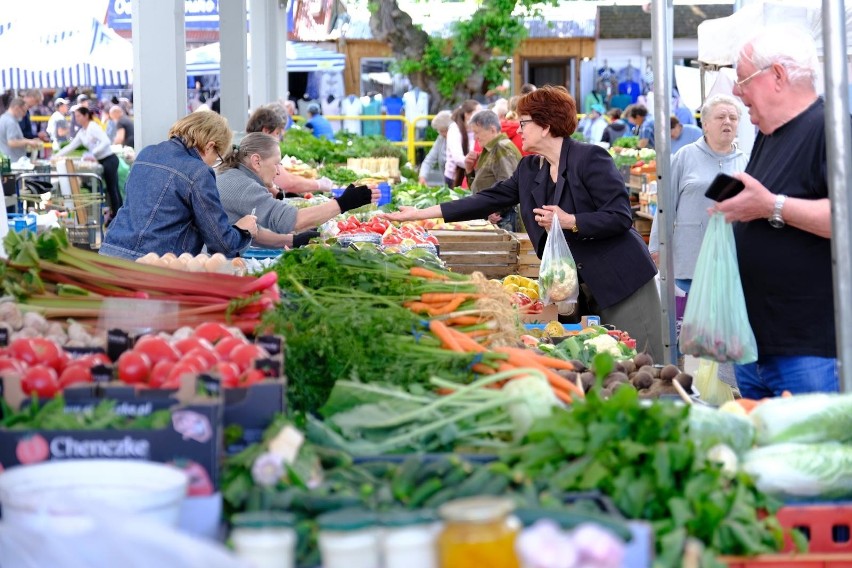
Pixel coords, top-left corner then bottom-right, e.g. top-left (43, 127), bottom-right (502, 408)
top-left (704, 173), bottom-right (745, 202)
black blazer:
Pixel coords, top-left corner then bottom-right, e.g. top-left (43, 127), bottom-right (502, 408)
top-left (441, 138), bottom-right (657, 309)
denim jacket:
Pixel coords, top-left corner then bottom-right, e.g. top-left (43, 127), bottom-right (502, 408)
top-left (100, 137), bottom-right (251, 260)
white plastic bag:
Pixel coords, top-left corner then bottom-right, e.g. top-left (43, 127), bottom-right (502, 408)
top-left (0, 510), bottom-right (250, 568)
top-left (538, 214), bottom-right (579, 305)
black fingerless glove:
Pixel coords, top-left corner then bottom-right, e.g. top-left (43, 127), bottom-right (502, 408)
top-left (334, 184), bottom-right (371, 213)
top-left (293, 230), bottom-right (320, 248)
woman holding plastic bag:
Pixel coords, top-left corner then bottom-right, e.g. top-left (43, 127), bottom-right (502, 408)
top-left (384, 86), bottom-right (663, 361)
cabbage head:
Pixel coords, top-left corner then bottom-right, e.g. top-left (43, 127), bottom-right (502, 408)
top-left (743, 442), bottom-right (852, 500)
top-left (750, 393), bottom-right (852, 446)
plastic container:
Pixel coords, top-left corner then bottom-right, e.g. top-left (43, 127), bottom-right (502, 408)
top-left (0, 459), bottom-right (189, 528)
top-left (720, 553), bottom-right (852, 567)
top-left (378, 182), bottom-right (392, 206)
top-left (230, 511), bottom-right (297, 568)
top-left (437, 496), bottom-right (521, 568)
top-left (381, 510), bottom-right (439, 568)
top-left (317, 508), bottom-right (381, 568)
top-left (7, 213), bottom-right (37, 233)
top-left (777, 504), bottom-right (852, 553)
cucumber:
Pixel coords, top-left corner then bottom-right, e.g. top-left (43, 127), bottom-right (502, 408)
top-left (424, 486), bottom-right (458, 509)
top-left (415, 456), bottom-right (456, 484)
top-left (391, 455), bottom-right (423, 502)
top-left (408, 478), bottom-right (444, 508)
top-left (450, 466), bottom-right (494, 499)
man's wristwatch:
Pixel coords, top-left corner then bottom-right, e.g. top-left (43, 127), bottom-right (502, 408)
top-left (768, 194), bottom-right (787, 229)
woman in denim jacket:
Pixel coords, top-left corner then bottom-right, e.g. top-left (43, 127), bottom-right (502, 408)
top-left (100, 112), bottom-right (259, 260)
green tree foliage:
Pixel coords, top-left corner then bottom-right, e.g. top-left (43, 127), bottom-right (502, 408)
top-left (369, 0), bottom-right (556, 110)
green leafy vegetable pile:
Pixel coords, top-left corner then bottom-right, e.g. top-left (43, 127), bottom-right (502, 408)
top-left (2, 395), bottom-right (172, 430)
top-left (279, 129), bottom-right (407, 166)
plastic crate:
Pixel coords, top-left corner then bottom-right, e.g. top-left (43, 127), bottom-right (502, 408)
top-left (721, 553), bottom-right (852, 567)
top-left (778, 504), bottom-right (852, 553)
top-left (7, 213), bottom-right (37, 233)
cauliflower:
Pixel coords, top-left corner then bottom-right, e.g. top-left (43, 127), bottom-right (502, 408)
top-left (540, 259), bottom-right (579, 303)
top-left (585, 333), bottom-right (622, 357)
top-left (504, 375), bottom-right (560, 439)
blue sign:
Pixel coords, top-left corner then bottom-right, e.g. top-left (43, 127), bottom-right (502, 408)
top-left (107, 0), bottom-right (220, 30)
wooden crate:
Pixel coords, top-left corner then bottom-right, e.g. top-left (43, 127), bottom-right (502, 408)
top-left (432, 229), bottom-right (519, 279)
top-left (514, 232), bottom-right (541, 278)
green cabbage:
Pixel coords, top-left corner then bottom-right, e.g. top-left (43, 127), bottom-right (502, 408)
top-left (743, 442), bottom-right (852, 499)
top-left (750, 393), bottom-right (852, 446)
top-left (688, 404), bottom-right (755, 456)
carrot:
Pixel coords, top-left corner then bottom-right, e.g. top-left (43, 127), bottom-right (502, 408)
top-left (405, 301), bottom-right (438, 314)
top-left (494, 347), bottom-right (585, 399)
top-left (465, 329), bottom-right (493, 339)
top-left (429, 319), bottom-right (465, 352)
top-left (498, 346), bottom-right (575, 372)
top-left (420, 292), bottom-right (481, 303)
top-left (472, 363), bottom-right (496, 375)
top-left (445, 326), bottom-right (488, 353)
top-left (410, 267), bottom-right (449, 280)
top-left (429, 296), bottom-right (469, 315)
top-left (553, 389), bottom-right (574, 405)
top-left (444, 316), bottom-right (484, 326)
top-left (434, 387), bottom-right (456, 395)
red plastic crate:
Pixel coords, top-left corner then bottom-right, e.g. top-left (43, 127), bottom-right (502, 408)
top-left (778, 504), bottom-right (852, 553)
top-left (721, 553), bottom-right (852, 567)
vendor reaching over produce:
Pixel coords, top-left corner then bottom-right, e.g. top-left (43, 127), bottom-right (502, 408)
top-left (384, 85), bottom-right (663, 362)
top-left (99, 112), bottom-right (258, 260)
top-left (217, 133), bottom-right (380, 247)
top-left (244, 105), bottom-right (334, 196)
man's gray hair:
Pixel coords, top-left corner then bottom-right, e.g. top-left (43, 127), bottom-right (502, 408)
top-left (741, 25), bottom-right (819, 89)
top-left (701, 94), bottom-right (742, 122)
top-left (8, 97), bottom-right (25, 110)
top-left (431, 110), bottom-right (453, 132)
top-left (468, 109), bottom-right (501, 131)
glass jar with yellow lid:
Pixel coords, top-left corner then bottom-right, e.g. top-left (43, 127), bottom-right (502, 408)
top-left (437, 496), bottom-right (520, 568)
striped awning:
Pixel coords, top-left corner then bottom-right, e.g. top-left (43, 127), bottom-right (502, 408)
top-left (0, 17), bottom-right (132, 91)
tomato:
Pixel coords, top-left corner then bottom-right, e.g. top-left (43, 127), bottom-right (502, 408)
top-left (184, 347), bottom-right (218, 370)
top-left (240, 368), bottom-right (266, 387)
top-left (214, 336), bottom-right (247, 361)
top-left (10, 338), bottom-right (62, 370)
top-left (0, 356), bottom-right (26, 377)
top-left (16, 434), bottom-right (50, 464)
top-left (173, 336), bottom-right (214, 357)
top-left (134, 336), bottom-right (180, 366)
top-left (21, 365), bottom-right (60, 398)
top-left (170, 459), bottom-right (214, 497)
top-left (148, 360), bottom-right (176, 389)
top-left (193, 322), bottom-right (232, 345)
top-left (167, 360), bottom-right (203, 386)
top-left (116, 351), bottom-right (151, 385)
top-left (229, 343), bottom-right (269, 373)
top-left (58, 363), bottom-right (94, 388)
top-left (213, 361), bottom-right (240, 386)
top-left (76, 352), bottom-right (112, 368)
top-left (511, 292), bottom-right (533, 307)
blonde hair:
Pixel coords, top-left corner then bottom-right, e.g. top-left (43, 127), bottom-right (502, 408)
top-left (505, 96), bottom-right (521, 120)
top-left (168, 112), bottom-right (232, 156)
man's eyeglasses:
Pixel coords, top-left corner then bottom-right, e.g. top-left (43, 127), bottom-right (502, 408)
top-left (214, 151), bottom-right (224, 167)
top-left (518, 119), bottom-right (535, 130)
top-left (734, 66), bottom-right (770, 90)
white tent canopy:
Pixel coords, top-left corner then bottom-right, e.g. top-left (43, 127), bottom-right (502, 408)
top-left (186, 39), bottom-right (345, 76)
top-left (0, 16), bottom-right (132, 91)
top-left (697, 0), bottom-right (852, 66)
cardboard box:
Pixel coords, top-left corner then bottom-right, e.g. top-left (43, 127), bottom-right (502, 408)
top-left (0, 376), bottom-right (222, 493)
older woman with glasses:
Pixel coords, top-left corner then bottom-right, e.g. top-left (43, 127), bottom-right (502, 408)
top-left (216, 132), bottom-right (379, 249)
top-left (385, 86), bottom-right (663, 361)
top-left (100, 112), bottom-right (259, 260)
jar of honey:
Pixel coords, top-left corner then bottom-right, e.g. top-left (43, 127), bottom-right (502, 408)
top-left (437, 496), bottom-right (520, 568)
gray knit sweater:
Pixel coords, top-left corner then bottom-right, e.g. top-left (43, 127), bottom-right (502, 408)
top-left (217, 164), bottom-right (298, 234)
top-left (649, 136), bottom-right (749, 280)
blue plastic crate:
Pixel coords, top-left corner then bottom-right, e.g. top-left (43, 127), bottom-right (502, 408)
top-left (8, 213), bottom-right (37, 233)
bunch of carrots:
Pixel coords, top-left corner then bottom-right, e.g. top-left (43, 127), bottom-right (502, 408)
top-left (403, 266), bottom-right (584, 405)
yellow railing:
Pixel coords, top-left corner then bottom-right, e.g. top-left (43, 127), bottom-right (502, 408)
top-left (324, 114), bottom-right (435, 165)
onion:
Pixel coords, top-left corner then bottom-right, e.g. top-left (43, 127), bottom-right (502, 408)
top-left (161, 252), bottom-right (177, 263)
top-left (185, 256), bottom-right (206, 272)
top-left (167, 256), bottom-right (186, 271)
top-left (205, 253), bottom-right (227, 273)
top-left (137, 252), bottom-right (160, 265)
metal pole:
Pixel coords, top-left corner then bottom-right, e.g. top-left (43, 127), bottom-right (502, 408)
top-left (651, 0), bottom-right (677, 365)
top-left (823, 0), bottom-right (852, 392)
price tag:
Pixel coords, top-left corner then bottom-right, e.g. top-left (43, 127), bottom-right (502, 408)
top-left (0, 326), bottom-right (8, 347)
top-left (106, 329), bottom-right (133, 362)
top-left (255, 335), bottom-right (283, 356)
top-left (254, 358), bottom-right (281, 378)
top-left (91, 364), bottom-right (114, 384)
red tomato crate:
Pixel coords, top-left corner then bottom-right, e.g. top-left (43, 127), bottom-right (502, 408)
top-left (721, 553), bottom-right (852, 567)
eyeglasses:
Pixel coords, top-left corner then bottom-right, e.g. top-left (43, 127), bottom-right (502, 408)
top-left (734, 66), bottom-right (770, 90)
top-left (518, 119), bottom-right (535, 130)
top-left (214, 151), bottom-right (224, 167)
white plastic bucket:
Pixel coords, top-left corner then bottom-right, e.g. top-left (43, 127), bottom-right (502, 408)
top-left (0, 459), bottom-right (189, 528)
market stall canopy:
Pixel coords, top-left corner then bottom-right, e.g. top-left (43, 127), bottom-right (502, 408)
top-left (0, 17), bottom-right (132, 91)
top-left (186, 40), bottom-right (345, 76)
top-left (697, 0), bottom-right (852, 66)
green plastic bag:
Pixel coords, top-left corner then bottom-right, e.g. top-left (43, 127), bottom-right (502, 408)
top-left (117, 156), bottom-right (130, 201)
top-left (679, 213), bottom-right (757, 364)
